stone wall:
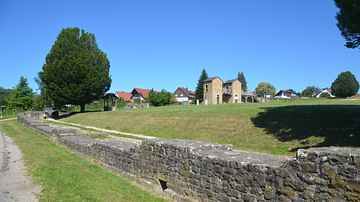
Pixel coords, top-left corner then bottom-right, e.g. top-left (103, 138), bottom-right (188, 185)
top-left (18, 112), bottom-right (360, 201)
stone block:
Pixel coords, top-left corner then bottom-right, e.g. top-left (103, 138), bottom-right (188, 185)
top-left (278, 187), bottom-right (295, 198)
top-left (348, 179), bottom-right (360, 193)
top-left (301, 162), bottom-right (318, 173)
top-left (320, 163), bottom-right (337, 177)
top-left (329, 178), bottom-right (346, 189)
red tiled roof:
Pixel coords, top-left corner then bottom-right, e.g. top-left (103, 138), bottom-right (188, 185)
top-left (115, 91), bottom-right (132, 102)
top-left (131, 88), bottom-right (150, 99)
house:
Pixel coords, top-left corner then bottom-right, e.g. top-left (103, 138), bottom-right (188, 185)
top-left (316, 88), bottom-right (335, 98)
top-left (203, 77), bottom-right (242, 105)
top-left (223, 79), bottom-right (242, 104)
top-left (274, 89), bottom-right (297, 99)
top-left (130, 88), bottom-right (150, 102)
top-left (115, 91), bottom-right (132, 102)
top-left (174, 87), bottom-right (195, 105)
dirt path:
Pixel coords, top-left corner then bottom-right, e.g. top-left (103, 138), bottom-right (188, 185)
top-left (0, 132), bottom-right (41, 202)
top-left (48, 119), bottom-right (156, 140)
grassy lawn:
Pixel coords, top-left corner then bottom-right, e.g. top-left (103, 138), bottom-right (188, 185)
top-left (63, 98), bottom-right (360, 156)
top-left (0, 120), bottom-right (167, 202)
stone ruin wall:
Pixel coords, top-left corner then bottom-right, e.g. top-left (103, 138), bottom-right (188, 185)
top-left (17, 112), bottom-right (360, 201)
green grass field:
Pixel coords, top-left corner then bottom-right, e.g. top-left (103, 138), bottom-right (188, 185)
top-left (0, 120), bottom-right (167, 202)
top-left (62, 98), bottom-right (360, 156)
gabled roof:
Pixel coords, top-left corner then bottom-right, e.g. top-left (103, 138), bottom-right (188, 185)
top-left (275, 90), bottom-right (297, 98)
top-left (224, 79), bottom-right (239, 84)
top-left (174, 87), bottom-right (195, 98)
top-left (203, 76), bottom-right (223, 82)
top-left (115, 91), bottom-right (132, 102)
top-left (131, 88), bottom-right (150, 99)
top-left (104, 93), bottom-right (118, 99)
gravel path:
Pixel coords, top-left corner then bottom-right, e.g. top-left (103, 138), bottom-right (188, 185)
top-left (0, 132), bottom-right (41, 202)
top-left (48, 119), bottom-right (156, 139)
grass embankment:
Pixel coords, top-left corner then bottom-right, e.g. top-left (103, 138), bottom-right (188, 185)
top-left (0, 120), bottom-right (167, 202)
top-left (63, 99), bottom-right (360, 155)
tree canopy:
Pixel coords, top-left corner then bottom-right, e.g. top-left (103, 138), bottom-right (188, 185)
top-left (335, 0), bottom-right (360, 49)
top-left (237, 72), bottom-right (247, 92)
top-left (0, 87), bottom-right (12, 107)
top-left (39, 27), bottom-right (111, 112)
top-left (195, 69), bottom-right (208, 103)
top-left (255, 82), bottom-right (276, 97)
top-left (301, 86), bottom-right (322, 97)
top-left (8, 76), bottom-right (34, 110)
top-left (148, 89), bottom-right (175, 106)
top-left (331, 71), bottom-right (359, 98)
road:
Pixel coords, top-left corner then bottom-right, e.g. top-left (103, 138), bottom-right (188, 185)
top-left (0, 132), bottom-right (41, 202)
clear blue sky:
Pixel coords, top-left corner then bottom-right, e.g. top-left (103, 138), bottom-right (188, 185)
top-left (0, 0), bottom-right (359, 93)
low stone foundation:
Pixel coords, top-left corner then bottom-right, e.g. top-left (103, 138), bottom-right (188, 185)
top-left (17, 112), bottom-right (360, 201)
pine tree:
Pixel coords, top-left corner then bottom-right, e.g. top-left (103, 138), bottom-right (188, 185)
top-left (237, 72), bottom-right (247, 92)
top-left (39, 27), bottom-right (111, 112)
top-left (335, 0), bottom-right (360, 49)
top-left (8, 76), bottom-right (34, 110)
top-left (195, 69), bottom-right (208, 103)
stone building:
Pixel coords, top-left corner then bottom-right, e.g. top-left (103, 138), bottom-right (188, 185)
top-left (203, 77), bottom-right (242, 105)
top-left (223, 79), bottom-right (242, 104)
top-left (203, 77), bottom-right (223, 104)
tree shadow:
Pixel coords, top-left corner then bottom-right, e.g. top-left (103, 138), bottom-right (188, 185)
top-left (56, 110), bottom-right (101, 120)
top-left (251, 105), bottom-right (360, 148)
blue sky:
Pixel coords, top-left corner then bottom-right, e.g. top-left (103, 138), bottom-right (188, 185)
top-left (0, 0), bottom-right (359, 93)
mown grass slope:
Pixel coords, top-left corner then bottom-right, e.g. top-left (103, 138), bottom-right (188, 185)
top-left (63, 99), bottom-right (360, 155)
top-left (0, 120), bottom-right (167, 202)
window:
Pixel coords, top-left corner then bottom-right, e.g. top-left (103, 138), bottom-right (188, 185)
top-left (205, 84), bottom-right (208, 92)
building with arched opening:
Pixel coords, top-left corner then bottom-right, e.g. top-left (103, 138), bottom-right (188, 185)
top-left (203, 77), bottom-right (242, 105)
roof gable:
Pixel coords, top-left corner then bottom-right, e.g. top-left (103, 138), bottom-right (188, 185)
top-left (115, 91), bottom-right (132, 102)
top-left (174, 87), bottom-right (194, 98)
top-left (131, 88), bottom-right (150, 99)
top-left (203, 76), bottom-right (223, 83)
top-left (224, 79), bottom-right (239, 84)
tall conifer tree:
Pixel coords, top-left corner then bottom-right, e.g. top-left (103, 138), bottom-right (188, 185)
top-left (39, 27), bottom-right (111, 112)
top-left (195, 69), bottom-right (208, 103)
top-left (237, 72), bottom-right (247, 92)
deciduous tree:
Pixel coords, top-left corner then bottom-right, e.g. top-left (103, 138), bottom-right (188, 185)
top-left (255, 82), bottom-right (276, 97)
top-left (148, 89), bottom-right (175, 106)
top-left (38, 27), bottom-right (111, 112)
top-left (0, 87), bottom-right (12, 106)
top-left (301, 86), bottom-right (321, 97)
top-left (8, 76), bottom-right (34, 110)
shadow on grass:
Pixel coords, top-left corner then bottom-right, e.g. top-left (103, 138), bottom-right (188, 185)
top-left (57, 110), bottom-right (101, 119)
top-left (251, 105), bottom-right (360, 148)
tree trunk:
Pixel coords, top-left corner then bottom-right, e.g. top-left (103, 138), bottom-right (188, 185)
top-left (80, 104), bottom-right (85, 113)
